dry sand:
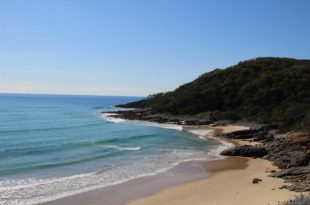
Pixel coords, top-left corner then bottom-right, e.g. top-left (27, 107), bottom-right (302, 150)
top-left (211, 124), bottom-right (261, 145)
top-left (211, 124), bottom-right (250, 133)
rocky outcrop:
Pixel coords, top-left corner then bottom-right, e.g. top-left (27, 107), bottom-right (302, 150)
top-left (283, 195), bottom-right (310, 205)
top-left (271, 166), bottom-right (310, 192)
top-left (223, 130), bottom-right (310, 168)
top-left (223, 127), bottom-right (274, 142)
top-left (265, 133), bottom-right (310, 169)
top-left (102, 109), bottom-right (215, 126)
top-left (104, 109), bottom-right (310, 192)
top-left (222, 130), bottom-right (310, 192)
top-left (221, 145), bottom-right (268, 158)
top-left (271, 166), bottom-right (310, 178)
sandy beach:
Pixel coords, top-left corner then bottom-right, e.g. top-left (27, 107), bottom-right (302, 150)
top-left (126, 125), bottom-right (297, 205)
top-left (40, 124), bottom-right (299, 205)
top-left (128, 158), bottom-right (296, 205)
top-left (211, 124), bottom-right (250, 134)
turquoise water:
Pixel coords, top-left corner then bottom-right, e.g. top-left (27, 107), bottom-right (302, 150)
top-left (0, 94), bottom-right (223, 205)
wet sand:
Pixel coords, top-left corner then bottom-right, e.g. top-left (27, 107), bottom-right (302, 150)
top-left (41, 157), bottom-right (246, 205)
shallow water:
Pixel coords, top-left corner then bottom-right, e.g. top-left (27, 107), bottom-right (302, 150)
top-left (0, 93), bottom-right (224, 205)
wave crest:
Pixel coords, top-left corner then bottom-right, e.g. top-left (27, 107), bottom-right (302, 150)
top-left (187, 129), bottom-right (213, 137)
top-left (100, 145), bottom-right (141, 151)
top-left (100, 113), bottom-right (126, 123)
top-left (134, 121), bottom-right (183, 131)
top-left (100, 113), bottom-right (183, 131)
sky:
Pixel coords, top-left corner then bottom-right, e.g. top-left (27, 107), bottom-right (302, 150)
top-left (0, 0), bottom-right (309, 96)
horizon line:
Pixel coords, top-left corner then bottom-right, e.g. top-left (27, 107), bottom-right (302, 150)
top-left (0, 92), bottom-right (146, 98)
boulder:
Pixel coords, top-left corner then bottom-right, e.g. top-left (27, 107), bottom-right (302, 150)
top-left (223, 128), bottom-right (274, 142)
top-left (252, 178), bottom-right (262, 184)
top-left (220, 145), bottom-right (268, 158)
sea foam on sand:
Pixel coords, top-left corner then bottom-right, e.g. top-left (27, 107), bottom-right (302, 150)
top-left (187, 129), bottom-right (213, 139)
top-left (187, 128), bottom-right (234, 158)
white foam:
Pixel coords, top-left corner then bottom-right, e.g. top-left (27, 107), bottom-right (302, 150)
top-left (0, 148), bottom-right (210, 205)
top-left (100, 145), bottom-right (142, 151)
top-left (107, 117), bottom-right (126, 123)
top-left (122, 147), bottom-right (141, 151)
top-left (187, 129), bottom-right (213, 138)
top-left (100, 113), bottom-right (183, 131)
top-left (0, 118), bottom-right (233, 204)
top-left (114, 107), bottom-right (137, 111)
top-left (100, 113), bottom-right (126, 123)
top-left (198, 136), bottom-right (207, 140)
top-left (101, 113), bottom-right (118, 116)
top-left (186, 128), bottom-right (234, 159)
top-left (207, 135), bottom-right (234, 158)
top-left (134, 121), bottom-right (183, 131)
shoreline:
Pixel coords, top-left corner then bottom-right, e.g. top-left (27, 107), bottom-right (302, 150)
top-left (41, 123), bottom-right (231, 205)
top-left (127, 158), bottom-right (297, 205)
top-left (127, 124), bottom-right (297, 205)
top-left (41, 157), bottom-right (246, 205)
top-left (41, 119), bottom-right (298, 205)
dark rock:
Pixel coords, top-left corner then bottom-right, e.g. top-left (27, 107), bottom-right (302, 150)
top-left (223, 128), bottom-right (274, 143)
top-left (271, 166), bottom-right (310, 192)
top-left (103, 109), bottom-right (214, 125)
top-left (271, 166), bottom-right (310, 178)
top-left (260, 124), bottom-right (280, 131)
top-left (289, 183), bottom-right (310, 192)
top-left (104, 108), bottom-right (310, 193)
top-left (220, 145), bottom-right (268, 158)
top-left (198, 119), bottom-right (213, 125)
top-left (265, 133), bottom-right (310, 169)
top-left (279, 185), bottom-right (289, 189)
top-left (283, 195), bottom-right (310, 205)
top-left (212, 120), bottom-right (235, 126)
top-left (252, 178), bottom-right (262, 184)
top-left (263, 132), bottom-right (310, 192)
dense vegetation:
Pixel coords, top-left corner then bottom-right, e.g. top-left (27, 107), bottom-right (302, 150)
top-left (121, 57), bottom-right (310, 130)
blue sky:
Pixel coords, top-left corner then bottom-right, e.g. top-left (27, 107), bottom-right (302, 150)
top-left (1, 0), bottom-right (309, 96)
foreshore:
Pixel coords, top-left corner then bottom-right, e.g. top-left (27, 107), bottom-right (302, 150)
top-left (127, 125), bottom-right (297, 205)
top-left (41, 123), bottom-right (298, 205)
top-left (127, 157), bottom-right (296, 205)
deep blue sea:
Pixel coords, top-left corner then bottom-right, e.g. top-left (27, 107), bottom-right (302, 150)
top-left (0, 93), bottom-right (224, 205)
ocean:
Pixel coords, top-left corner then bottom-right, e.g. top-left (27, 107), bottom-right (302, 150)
top-left (0, 93), bottom-right (227, 205)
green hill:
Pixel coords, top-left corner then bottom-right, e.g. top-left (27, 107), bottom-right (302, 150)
top-left (121, 57), bottom-right (310, 130)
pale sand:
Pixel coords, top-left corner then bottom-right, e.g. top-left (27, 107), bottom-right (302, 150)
top-left (127, 125), bottom-right (297, 205)
top-left (127, 158), bottom-right (297, 205)
top-left (211, 124), bottom-right (250, 133)
top-left (211, 124), bottom-right (261, 146)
